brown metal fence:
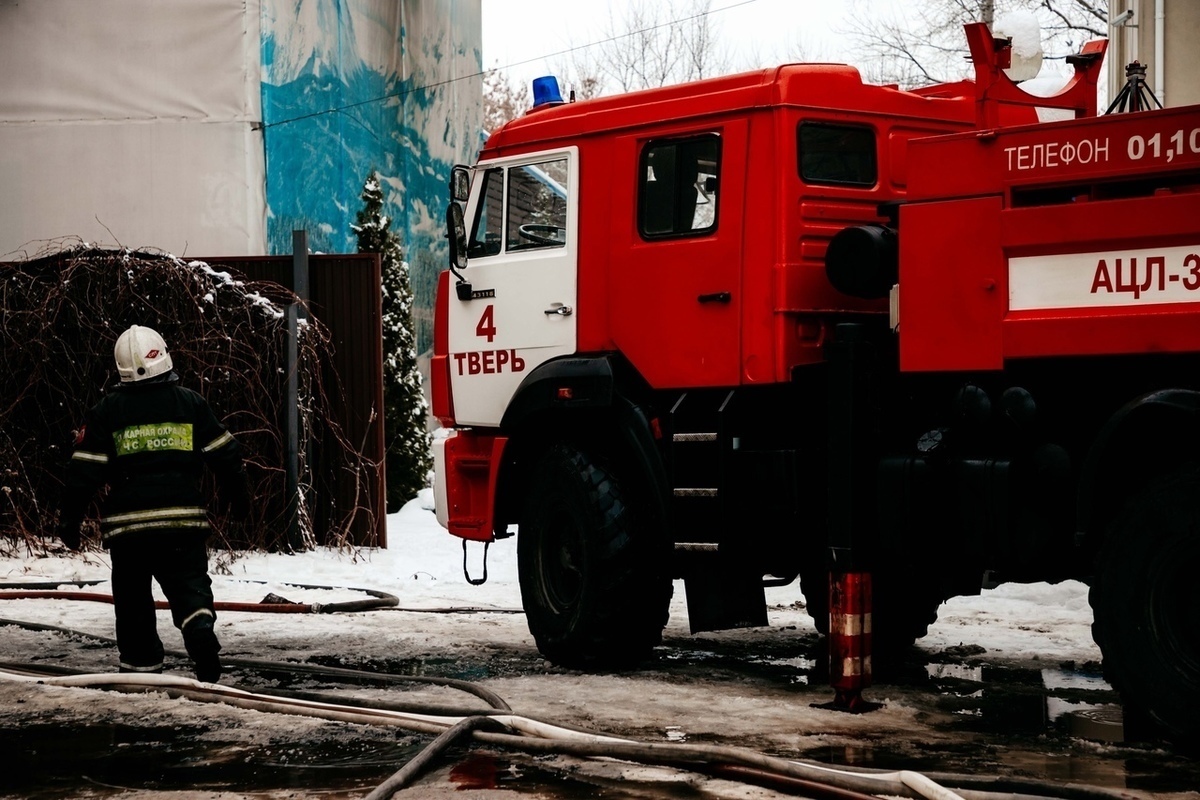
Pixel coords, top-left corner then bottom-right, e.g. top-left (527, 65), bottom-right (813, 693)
top-left (205, 253), bottom-right (386, 548)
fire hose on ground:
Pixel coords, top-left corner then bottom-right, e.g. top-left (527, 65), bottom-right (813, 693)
top-left (0, 616), bottom-right (511, 711)
top-left (0, 647), bottom-right (1143, 800)
top-left (0, 579), bottom-right (401, 614)
top-left (0, 579), bottom-right (524, 615)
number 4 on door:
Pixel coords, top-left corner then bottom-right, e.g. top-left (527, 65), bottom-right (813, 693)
top-left (476, 304), bottom-right (497, 343)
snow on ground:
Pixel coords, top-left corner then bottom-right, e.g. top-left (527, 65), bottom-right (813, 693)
top-left (0, 488), bottom-right (1101, 670)
top-left (0, 490), bottom-right (1105, 742)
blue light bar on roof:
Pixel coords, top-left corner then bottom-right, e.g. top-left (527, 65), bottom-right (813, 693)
top-left (532, 75), bottom-right (564, 108)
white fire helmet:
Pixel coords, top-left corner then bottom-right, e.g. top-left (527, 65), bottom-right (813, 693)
top-left (114, 325), bottom-right (174, 382)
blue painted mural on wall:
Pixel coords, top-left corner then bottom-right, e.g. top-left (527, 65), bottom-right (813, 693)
top-left (260, 0), bottom-right (482, 351)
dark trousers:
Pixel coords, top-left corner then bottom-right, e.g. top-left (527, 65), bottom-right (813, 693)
top-left (109, 534), bottom-right (215, 671)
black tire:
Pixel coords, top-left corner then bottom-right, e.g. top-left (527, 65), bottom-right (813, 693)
top-left (518, 442), bottom-right (672, 668)
top-left (872, 570), bottom-right (943, 656)
top-left (800, 568), bottom-right (830, 635)
top-left (1090, 468), bottom-right (1200, 741)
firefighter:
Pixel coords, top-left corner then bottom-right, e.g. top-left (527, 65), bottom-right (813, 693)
top-left (56, 324), bottom-right (251, 683)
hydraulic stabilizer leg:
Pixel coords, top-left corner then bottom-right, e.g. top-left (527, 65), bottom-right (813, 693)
top-left (828, 571), bottom-right (878, 711)
top-left (821, 323), bottom-right (881, 713)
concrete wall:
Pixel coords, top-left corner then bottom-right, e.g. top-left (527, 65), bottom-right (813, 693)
top-left (1108, 0), bottom-right (1200, 107)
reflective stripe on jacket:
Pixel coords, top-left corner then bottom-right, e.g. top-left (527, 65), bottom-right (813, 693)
top-left (61, 373), bottom-right (246, 545)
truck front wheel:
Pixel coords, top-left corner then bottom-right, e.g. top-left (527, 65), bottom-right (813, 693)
top-left (518, 442), bottom-right (671, 668)
top-left (1090, 467), bottom-right (1200, 741)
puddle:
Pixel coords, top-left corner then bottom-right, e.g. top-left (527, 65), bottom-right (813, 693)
top-left (658, 638), bottom-right (1155, 750)
top-left (998, 745), bottom-right (1200, 794)
top-left (263, 654), bottom-right (512, 686)
top-left (926, 663), bottom-right (984, 683)
top-left (799, 742), bottom-right (957, 772)
top-left (450, 752), bottom-right (514, 790)
top-left (9, 720), bottom-right (736, 799)
top-left (919, 660), bottom-right (1135, 737)
top-left (664, 725), bottom-right (688, 742)
top-left (652, 638), bottom-right (823, 686)
top-left (3, 723), bottom-right (423, 799)
top-left (1041, 667), bottom-right (1110, 692)
top-left (449, 752), bottom-right (720, 798)
top-left (802, 709), bottom-right (1199, 795)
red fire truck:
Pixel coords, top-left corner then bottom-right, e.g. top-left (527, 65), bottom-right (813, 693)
top-left (432, 24), bottom-right (1200, 739)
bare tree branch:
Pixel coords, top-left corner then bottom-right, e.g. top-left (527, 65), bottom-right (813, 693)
top-left (482, 65), bottom-right (530, 132)
top-left (562, 0), bottom-right (731, 97)
top-left (848, 0), bottom-right (1109, 88)
top-left (1040, 0), bottom-right (1107, 39)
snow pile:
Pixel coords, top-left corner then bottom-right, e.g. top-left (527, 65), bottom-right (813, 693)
top-left (994, 10), bottom-right (1044, 83)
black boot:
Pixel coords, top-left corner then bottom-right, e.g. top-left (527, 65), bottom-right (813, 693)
top-left (184, 618), bottom-right (222, 683)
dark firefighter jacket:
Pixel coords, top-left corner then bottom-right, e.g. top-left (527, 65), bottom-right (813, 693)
top-left (61, 372), bottom-right (250, 545)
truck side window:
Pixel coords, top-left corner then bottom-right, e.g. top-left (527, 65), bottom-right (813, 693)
top-left (639, 134), bottom-right (720, 239)
top-left (506, 158), bottom-right (569, 251)
top-left (798, 123), bottom-right (877, 187)
top-left (467, 168), bottom-right (504, 258)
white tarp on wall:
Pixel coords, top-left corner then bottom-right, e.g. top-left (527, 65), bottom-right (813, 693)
top-left (0, 0), bottom-right (265, 258)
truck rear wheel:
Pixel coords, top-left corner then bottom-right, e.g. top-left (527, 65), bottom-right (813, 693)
top-left (518, 442), bottom-right (671, 668)
top-left (872, 571), bottom-right (943, 659)
top-left (1090, 468), bottom-right (1200, 741)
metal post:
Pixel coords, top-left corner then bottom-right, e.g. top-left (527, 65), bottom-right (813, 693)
top-left (285, 230), bottom-right (310, 552)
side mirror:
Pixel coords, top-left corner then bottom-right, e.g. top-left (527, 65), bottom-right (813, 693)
top-left (449, 166), bottom-right (471, 203)
top-left (445, 203), bottom-right (472, 300)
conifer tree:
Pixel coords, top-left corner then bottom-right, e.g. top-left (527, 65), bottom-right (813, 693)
top-left (353, 172), bottom-right (431, 511)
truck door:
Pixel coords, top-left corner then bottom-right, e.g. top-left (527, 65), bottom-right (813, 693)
top-left (448, 147), bottom-right (579, 427)
top-left (612, 124), bottom-right (745, 387)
